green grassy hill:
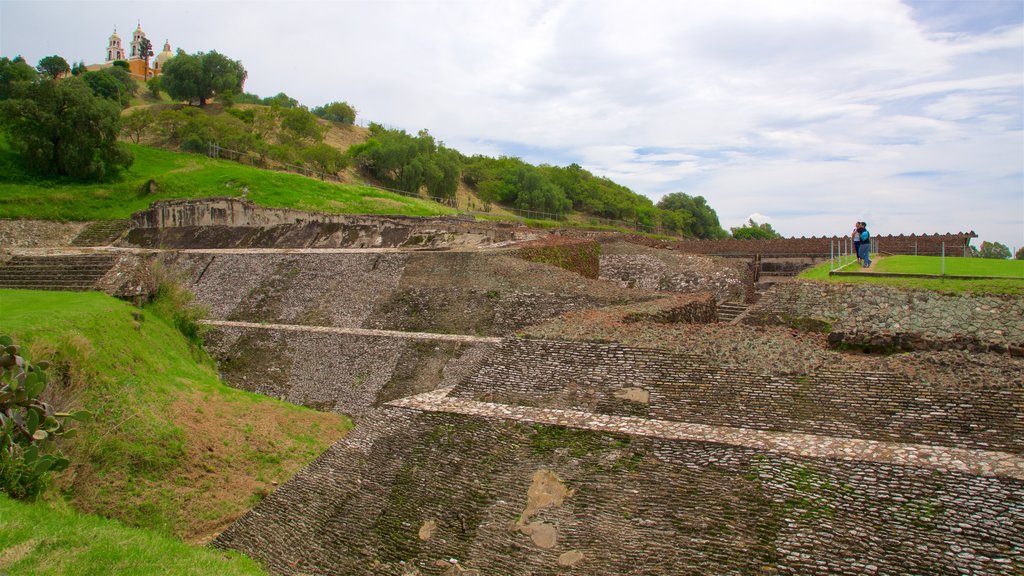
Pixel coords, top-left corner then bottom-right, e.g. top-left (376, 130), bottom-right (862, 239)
top-left (0, 494), bottom-right (266, 576)
top-left (0, 289), bottom-right (351, 543)
top-left (0, 140), bottom-right (456, 221)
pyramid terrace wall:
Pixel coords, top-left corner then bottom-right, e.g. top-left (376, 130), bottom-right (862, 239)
top-left (745, 281), bottom-right (1024, 354)
top-left (204, 323), bottom-right (494, 417)
top-left (213, 408), bottom-right (1023, 576)
top-left (126, 197), bottom-right (526, 249)
top-left (451, 339), bottom-right (1022, 454)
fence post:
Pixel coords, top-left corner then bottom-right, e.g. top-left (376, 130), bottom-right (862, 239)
top-left (941, 241), bottom-right (945, 276)
top-left (830, 238), bottom-right (834, 271)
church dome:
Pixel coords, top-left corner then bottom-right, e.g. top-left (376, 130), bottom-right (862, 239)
top-left (154, 40), bottom-right (174, 68)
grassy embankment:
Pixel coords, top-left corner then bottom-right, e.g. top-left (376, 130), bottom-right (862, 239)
top-left (0, 289), bottom-right (352, 572)
top-left (800, 255), bottom-right (1024, 296)
top-left (0, 494), bottom-right (265, 576)
top-left (0, 139), bottom-right (457, 221)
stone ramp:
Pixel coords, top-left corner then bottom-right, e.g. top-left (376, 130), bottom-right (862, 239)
top-left (0, 254), bottom-right (117, 291)
top-left (70, 219), bottom-right (132, 246)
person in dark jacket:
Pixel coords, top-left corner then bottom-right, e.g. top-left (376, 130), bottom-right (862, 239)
top-left (857, 223), bottom-right (871, 267)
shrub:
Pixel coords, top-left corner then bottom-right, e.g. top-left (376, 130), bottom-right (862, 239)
top-left (0, 334), bottom-right (89, 500)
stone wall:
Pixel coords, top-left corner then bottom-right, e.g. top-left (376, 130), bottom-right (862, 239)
top-left (598, 239), bottom-right (752, 303)
top-left (126, 197), bottom-right (529, 249)
top-left (450, 338), bottom-right (1022, 453)
top-left (0, 219), bottom-right (89, 248)
top-left (626, 232), bottom-right (977, 257)
top-left (162, 251), bottom-right (653, 336)
top-left (214, 408), bottom-right (1023, 576)
top-left (205, 324), bottom-right (493, 417)
top-left (745, 281), bottom-right (1024, 354)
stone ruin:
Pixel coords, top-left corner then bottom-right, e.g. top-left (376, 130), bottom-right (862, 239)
top-left (0, 200), bottom-right (1020, 574)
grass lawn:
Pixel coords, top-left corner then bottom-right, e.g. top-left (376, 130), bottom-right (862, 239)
top-left (0, 495), bottom-right (266, 576)
top-left (0, 141), bottom-right (457, 221)
top-left (0, 289), bottom-right (350, 542)
top-left (799, 258), bottom-right (1024, 296)
top-left (873, 255), bottom-right (1024, 277)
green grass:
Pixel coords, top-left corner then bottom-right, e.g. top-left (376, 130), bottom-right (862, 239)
top-left (799, 258), bottom-right (1024, 296)
top-left (873, 255), bottom-right (1024, 277)
top-left (0, 141), bottom-right (457, 221)
top-left (0, 289), bottom-right (350, 539)
top-left (0, 495), bottom-right (266, 576)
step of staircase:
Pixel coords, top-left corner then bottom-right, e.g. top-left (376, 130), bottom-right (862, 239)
top-left (716, 302), bottom-right (749, 323)
top-left (0, 254), bottom-right (118, 292)
top-left (70, 220), bottom-right (132, 247)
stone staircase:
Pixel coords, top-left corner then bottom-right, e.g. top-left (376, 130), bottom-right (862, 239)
top-left (716, 301), bottom-right (748, 323)
top-left (70, 220), bottom-right (131, 246)
top-left (0, 254), bottom-right (118, 291)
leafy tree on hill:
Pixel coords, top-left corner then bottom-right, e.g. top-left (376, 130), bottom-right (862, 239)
top-left (978, 241), bottom-right (1011, 259)
top-left (0, 56), bottom-right (37, 99)
top-left (1016, 246), bottom-right (1024, 260)
top-left (731, 218), bottom-right (781, 239)
top-left (263, 92), bottom-right (300, 108)
top-left (312, 101), bottom-right (356, 124)
top-left (35, 55), bottom-right (69, 79)
top-left (302, 143), bottom-right (349, 175)
top-left (0, 77), bottom-right (132, 179)
top-left (279, 106), bottom-right (325, 145)
top-left (349, 125), bottom-right (461, 199)
top-left (160, 50), bottom-right (247, 106)
top-left (657, 192), bottom-right (728, 239)
top-left (82, 67), bottom-right (136, 108)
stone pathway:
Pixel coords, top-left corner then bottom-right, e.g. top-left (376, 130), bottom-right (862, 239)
top-left (201, 319), bottom-right (503, 344)
top-left (389, 387), bottom-right (1024, 481)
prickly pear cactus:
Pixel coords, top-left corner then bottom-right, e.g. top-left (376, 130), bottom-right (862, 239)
top-left (0, 334), bottom-right (90, 500)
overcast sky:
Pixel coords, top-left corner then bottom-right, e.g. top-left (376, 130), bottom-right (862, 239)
top-left (2, 0), bottom-right (1022, 249)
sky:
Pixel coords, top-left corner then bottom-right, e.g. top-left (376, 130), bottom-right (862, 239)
top-left (2, 0), bottom-right (1022, 250)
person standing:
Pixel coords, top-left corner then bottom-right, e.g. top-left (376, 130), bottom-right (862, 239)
top-left (858, 222), bottom-right (871, 268)
top-left (852, 222), bottom-right (863, 264)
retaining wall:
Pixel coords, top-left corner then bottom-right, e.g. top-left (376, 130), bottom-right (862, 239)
top-left (162, 251), bottom-right (651, 336)
top-left (451, 339), bottom-right (1022, 453)
top-left (126, 197), bottom-right (528, 249)
top-left (745, 281), bottom-right (1024, 354)
top-left (205, 324), bottom-right (493, 417)
top-left (213, 409), bottom-right (1023, 576)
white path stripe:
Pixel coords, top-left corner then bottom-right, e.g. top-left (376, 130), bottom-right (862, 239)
top-left (200, 319), bottom-right (502, 344)
top-left (389, 388), bottom-right (1024, 481)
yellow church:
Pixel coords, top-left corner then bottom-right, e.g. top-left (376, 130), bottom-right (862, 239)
top-left (88, 23), bottom-right (174, 80)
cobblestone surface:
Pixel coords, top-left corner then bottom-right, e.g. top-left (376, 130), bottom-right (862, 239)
top-left (389, 388), bottom-right (1024, 480)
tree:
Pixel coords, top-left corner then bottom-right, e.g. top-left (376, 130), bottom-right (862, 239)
top-left (1016, 246), bottom-right (1024, 260)
top-left (279, 106), bottom-right (324, 144)
top-left (731, 218), bottom-right (782, 240)
top-left (0, 78), bottom-right (133, 179)
top-left (312, 101), bottom-right (356, 124)
top-left (160, 50), bottom-right (247, 106)
top-left (978, 241), bottom-right (1011, 259)
top-left (35, 55), bottom-right (69, 79)
top-left (138, 36), bottom-right (154, 79)
top-left (656, 192), bottom-right (728, 239)
top-left (82, 68), bottom-right (136, 108)
top-left (121, 108), bottom-right (155, 144)
top-left (302, 143), bottom-right (348, 175)
top-left (1, 334), bottom-right (90, 500)
top-left (0, 56), bottom-right (37, 99)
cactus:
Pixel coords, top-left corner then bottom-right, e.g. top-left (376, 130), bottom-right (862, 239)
top-left (0, 334), bottom-right (90, 500)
